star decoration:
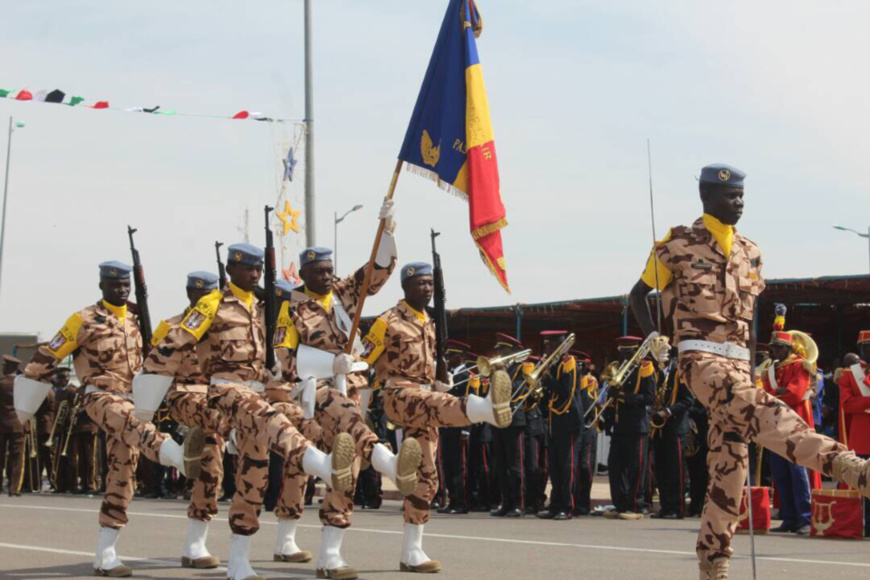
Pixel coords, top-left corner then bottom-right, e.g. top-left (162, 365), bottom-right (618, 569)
top-left (283, 147), bottom-right (298, 181)
top-left (277, 200), bottom-right (301, 235)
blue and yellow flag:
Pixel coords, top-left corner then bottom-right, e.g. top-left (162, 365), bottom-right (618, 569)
top-left (398, 0), bottom-right (509, 292)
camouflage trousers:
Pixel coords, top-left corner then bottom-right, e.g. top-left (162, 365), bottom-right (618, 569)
top-left (271, 387), bottom-right (376, 528)
top-left (382, 386), bottom-right (471, 524)
top-left (84, 391), bottom-right (167, 529)
top-left (680, 352), bottom-right (846, 563)
top-left (167, 389), bottom-right (228, 522)
top-left (207, 383), bottom-right (311, 535)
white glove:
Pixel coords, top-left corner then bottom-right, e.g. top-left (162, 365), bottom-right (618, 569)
top-left (433, 380), bottom-right (452, 393)
top-left (379, 198), bottom-right (397, 235)
top-left (333, 353), bottom-right (356, 376)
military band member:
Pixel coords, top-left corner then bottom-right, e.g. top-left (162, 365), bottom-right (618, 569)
top-left (521, 355), bottom-right (546, 514)
top-left (573, 353), bottom-right (598, 516)
top-left (437, 340), bottom-right (475, 514)
top-left (272, 219), bottom-right (423, 579)
top-left (0, 355), bottom-right (24, 496)
top-left (651, 349), bottom-right (694, 519)
top-left (17, 261), bottom-right (205, 577)
top-left (603, 337), bottom-right (655, 520)
top-left (151, 271), bottom-right (231, 569)
top-left (761, 330), bottom-right (816, 534)
top-left (490, 334), bottom-right (527, 518)
top-left (536, 331), bottom-right (587, 521)
top-left (362, 262), bottom-right (512, 573)
top-left (838, 330), bottom-right (870, 536)
top-left (136, 245), bottom-right (355, 580)
top-left (629, 163), bottom-right (870, 579)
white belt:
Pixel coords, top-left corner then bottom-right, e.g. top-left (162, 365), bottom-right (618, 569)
top-left (84, 385), bottom-right (131, 399)
top-left (679, 340), bottom-right (750, 361)
top-left (210, 377), bottom-right (266, 393)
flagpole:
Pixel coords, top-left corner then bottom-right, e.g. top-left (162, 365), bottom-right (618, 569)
top-left (304, 0), bottom-right (316, 247)
top-left (0, 117), bottom-right (15, 300)
top-left (343, 159), bottom-right (403, 353)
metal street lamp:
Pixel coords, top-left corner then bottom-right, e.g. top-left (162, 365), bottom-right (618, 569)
top-left (832, 225), bottom-right (870, 274)
top-left (0, 117), bottom-right (25, 300)
top-left (334, 204), bottom-right (363, 275)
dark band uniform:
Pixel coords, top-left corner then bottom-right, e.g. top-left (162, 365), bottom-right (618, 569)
top-left (491, 337), bottom-right (527, 517)
top-left (521, 357), bottom-right (547, 514)
top-left (652, 360), bottom-right (694, 518)
top-left (437, 340), bottom-right (475, 514)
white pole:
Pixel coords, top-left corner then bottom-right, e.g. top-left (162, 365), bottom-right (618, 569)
top-left (304, 0), bottom-right (316, 247)
top-left (0, 117), bottom-right (15, 299)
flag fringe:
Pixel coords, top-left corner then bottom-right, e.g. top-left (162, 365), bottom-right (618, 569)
top-left (475, 241), bottom-right (511, 294)
top-left (404, 164), bottom-right (469, 201)
top-left (471, 218), bottom-right (508, 241)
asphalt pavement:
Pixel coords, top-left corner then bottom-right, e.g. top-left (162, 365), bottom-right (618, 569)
top-left (0, 493), bottom-right (867, 580)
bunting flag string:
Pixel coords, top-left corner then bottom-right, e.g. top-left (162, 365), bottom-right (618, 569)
top-left (0, 86), bottom-right (303, 125)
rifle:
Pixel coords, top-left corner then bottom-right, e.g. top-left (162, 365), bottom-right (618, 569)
top-left (127, 226), bottom-right (153, 350)
top-left (431, 229), bottom-right (449, 383)
top-left (263, 206), bottom-right (277, 370)
top-left (215, 241), bottom-right (227, 289)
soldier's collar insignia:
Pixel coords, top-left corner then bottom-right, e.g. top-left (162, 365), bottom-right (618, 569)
top-left (718, 169), bottom-right (731, 181)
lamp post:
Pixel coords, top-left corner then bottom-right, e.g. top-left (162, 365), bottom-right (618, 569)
top-left (0, 117), bottom-right (24, 300)
top-left (334, 204), bottom-right (363, 275)
top-left (832, 225), bottom-right (870, 274)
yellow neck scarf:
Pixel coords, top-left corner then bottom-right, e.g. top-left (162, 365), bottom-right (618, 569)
top-left (229, 282), bottom-right (254, 310)
top-left (402, 301), bottom-right (428, 324)
top-left (102, 300), bottom-right (127, 322)
top-left (703, 213), bottom-right (734, 257)
top-left (304, 288), bottom-right (334, 312)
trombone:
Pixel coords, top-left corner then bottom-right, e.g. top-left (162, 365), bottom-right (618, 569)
top-left (452, 349), bottom-right (533, 388)
top-left (511, 333), bottom-right (576, 415)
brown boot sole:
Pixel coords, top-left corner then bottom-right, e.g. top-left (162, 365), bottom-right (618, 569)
top-left (489, 371), bottom-right (513, 428)
top-left (181, 555), bottom-right (220, 568)
top-left (94, 566), bottom-right (132, 577)
top-left (400, 561), bottom-right (443, 573)
top-left (396, 438), bottom-right (422, 496)
top-left (182, 426), bottom-right (206, 480)
top-left (331, 432), bottom-right (356, 493)
top-left (316, 566), bottom-right (359, 580)
top-left (274, 550), bottom-right (313, 563)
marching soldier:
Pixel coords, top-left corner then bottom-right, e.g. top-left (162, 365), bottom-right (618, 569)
top-left (437, 339), bottom-right (475, 514)
top-left (136, 244), bottom-right (356, 580)
top-left (151, 271), bottom-right (231, 569)
top-left (16, 261), bottom-right (206, 577)
top-left (603, 336), bottom-right (655, 520)
top-left (536, 331), bottom-right (586, 521)
top-left (762, 330), bottom-right (815, 534)
top-left (650, 348), bottom-right (695, 519)
top-left (362, 262), bottom-right (512, 573)
top-left (573, 353), bottom-right (598, 516)
top-left (490, 334), bottom-right (527, 518)
top-left (838, 330), bottom-right (870, 536)
top-left (522, 355), bottom-right (547, 514)
top-left (0, 355), bottom-right (24, 496)
top-left (629, 163), bottom-right (870, 579)
top-left (271, 212), bottom-right (424, 579)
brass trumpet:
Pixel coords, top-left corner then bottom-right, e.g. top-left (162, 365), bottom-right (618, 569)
top-left (46, 400), bottom-right (69, 448)
top-left (511, 334), bottom-right (575, 413)
top-left (452, 349), bottom-right (533, 388)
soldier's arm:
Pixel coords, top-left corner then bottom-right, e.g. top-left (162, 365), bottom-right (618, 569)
top-left (274, 301), bottom-right (300, 381)
top-left (630, 233), bottom-right (674, 338)
top-left (144, 290), bottom-right (222, 378)
top-left (25, 313), bottom-right (86, 383)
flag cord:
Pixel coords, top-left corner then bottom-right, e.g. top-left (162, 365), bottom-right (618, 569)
top-left (344, 158), bottom-right (403, 352)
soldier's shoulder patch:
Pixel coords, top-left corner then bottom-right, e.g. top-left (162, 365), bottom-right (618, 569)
top-left (361, 316), bottom-right (389, 362)
top-left (274, 301), bottom-right (299, 349)
top-left (47, 312), bottom-right (85, 359)
top-left (151, 320), bottom-right (172, 347)
top-left (181, 289), bottom-right (223, 340)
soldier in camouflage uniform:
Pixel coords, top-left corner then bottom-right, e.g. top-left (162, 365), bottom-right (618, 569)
top-left (134, 245), bottom-right (356, 580)
top-left (15, 261), bottom-right (206, 578)
top-left (362, 262), bottom-right (513, 574)
top-left (149, 271), bottom-right (232, 570)
top-left (270, 211), bottom-right (422, 580)
top-left (629, 164), bottom-right (870, 580)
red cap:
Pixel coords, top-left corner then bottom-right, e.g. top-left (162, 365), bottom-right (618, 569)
top-left (446, 339), bottom-right (471, 353)
top-left (540, 330), bottom-right (568, 338)
top-left (494, 333), bottom-right (523, 350)
top-left (770, 331), bottom-right (793, 346)
top-left (858, 331), bottom-right (870, 345)
top-left (616, 336), bottom-right (643, 349)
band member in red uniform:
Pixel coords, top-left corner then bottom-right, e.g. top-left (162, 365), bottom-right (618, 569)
top-left (838, 330), bottom-right (870, 536)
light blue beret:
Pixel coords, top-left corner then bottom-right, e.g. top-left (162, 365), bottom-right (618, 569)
top-left (99, 261), bottom-right (132, 280)
top-left (227, 243), bottom-right (264, 266)
top-left (401, 262), bottom-right (433, 283)
top-left (275, 279), bottom-right (298, 298)
top-left (699, 163), bottom-right (745, 188)
top-left (299, 247), bottom-right (333, 267)
top-left (186, 271), bottom-right (219, 291)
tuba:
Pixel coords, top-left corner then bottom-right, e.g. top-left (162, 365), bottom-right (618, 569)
top-left (789, 330), bottom-right (818, 369)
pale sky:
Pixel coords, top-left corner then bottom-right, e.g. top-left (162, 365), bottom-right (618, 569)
top-left (1, 1), bottom-right (869, 339)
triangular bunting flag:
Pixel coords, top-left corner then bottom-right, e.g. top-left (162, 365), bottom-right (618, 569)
top-left (67, 96), bottom-right (84, 106)
top-left (91, 101), bottom-right (109, 109)
top-left (232, 110), bottom-right (249, 119)
top-left (33, 90), bottom-right (48, 102)
top-left (45, 89), bottom-right (65, 103)
top-left (15, 90), bottom-right (33, 101)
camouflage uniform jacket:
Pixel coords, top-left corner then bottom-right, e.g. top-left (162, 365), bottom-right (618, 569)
top-left (25, 301), bottom-right (143, 394)
top-left (144, 288), bottom-right (266, 384)
top-left (362, 300), bottom-right (435, 389)
top-left (152, 310), bottom-right (208, 393)
top-left (274, 261), bottom-right (395, 392)
top-left (654, 217), bottom-right (765, 348)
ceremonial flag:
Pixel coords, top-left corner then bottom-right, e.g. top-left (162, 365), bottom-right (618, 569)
top-left (398, 0), bottom-right (509, 292)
